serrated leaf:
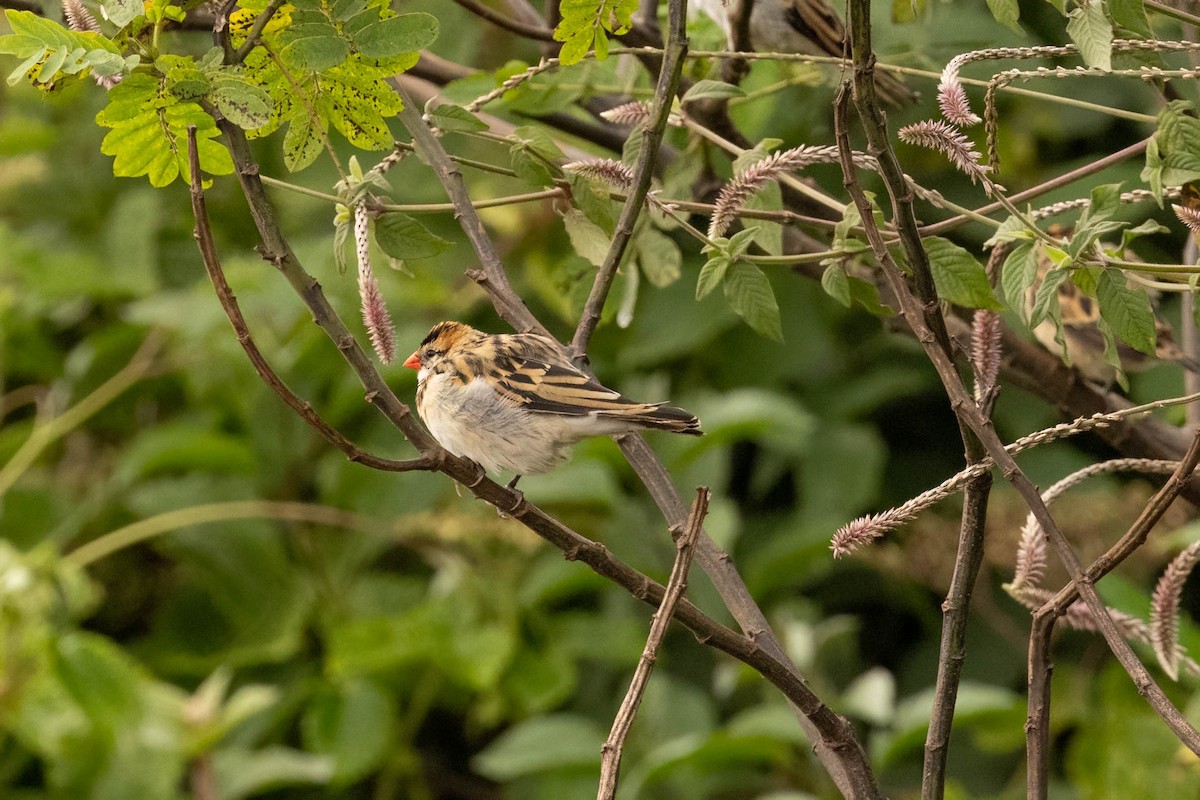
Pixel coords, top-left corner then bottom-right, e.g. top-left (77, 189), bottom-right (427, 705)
top-left (1080, 182), bottom-right (1122, 226)
top-left (924, 236), bottom-right (1003, 309)
top-left (1146, 102), bottom-right (1200, 190)
top-left (725, 260), bottom-right (782, 341)
top-left (1000, 241), bottom-right (1037, 323)
top-left (696, 256), bottom-right (729, 300)
top-left (102, 0), bottom-right (144, 28)
top-left (985, 0), bottom-right (1022, 33)
top-left (349, 12), bottom-right (438, 59)
top-left (821, 263), bottom-right (852, 307)
top-left (426, 102), bottom-right (487, 133)
top-left (1096, 269), bottom-right (1156, 355)
top-left (1066, 0), bottom-right (1113, 71)
top-left (634, 227), bottom-right (681, 287)
top-left (1030, 266), bottom-right (1069, 328)
top-left (373, 213), bottom-right (452, 262)
top-left (983, 214), bottom-right (1036, 247)
top-left (681, 79), bottom-right (746, 103)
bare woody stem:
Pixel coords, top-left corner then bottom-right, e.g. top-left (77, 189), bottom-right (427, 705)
top-left (569, 0), bottom-right (688, 360)
top-left (840, 0), bottom-right (1200, 788)
top-left (186, 126), bottom-right (431, 475)
top-left (597, 487), bottom-right (708, 800)
top-left (202, 111), bottom-right (880, 786)
top-left (1025, 427), bottom-right (1200, 798)
top-left (387, 22), bottom-right (880, 799)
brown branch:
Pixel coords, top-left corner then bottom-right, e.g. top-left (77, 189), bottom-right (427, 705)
top-left (1025, 427), bottom-right (1200, 798)
top-left (450, 0), bottom-right (556, 41)
top-left (918, 138), bottom-right (1152, 237)
top-left (206, 112), bottom-right (881, 788)
top-left (841, 0), bottom-right (1200, 777)
top-left (186, 126), bottom-right (433, 474)
top-left (387, 14), bottom-right (881, 796)
top-left (569, 0), bottom-right (688, 360)
top-left (597, 487), bottom-right (708, 800)
top-left (921, 470), bottom-right (992, 799)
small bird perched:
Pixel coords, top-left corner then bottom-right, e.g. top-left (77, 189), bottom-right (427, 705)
top-left (692, 0), bottom-right (916, 107)
top-left (404, 322), bottom-right (702, 482)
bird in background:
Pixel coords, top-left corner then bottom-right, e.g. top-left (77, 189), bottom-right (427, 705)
top-left (692, 0), bottom-right (917, 107)
top-left (404, 322), bottom-right (702, 485)
top-left (1028, 247), bottom-right (1200, 385)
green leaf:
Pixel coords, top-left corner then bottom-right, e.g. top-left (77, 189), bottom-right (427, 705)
top-left (96, 72), bottom-right (233, 186)
top-left (681, 79), bottom-right (746, 103)
top-left (1108, 0), bottom-right (1153, 37)
top-left (1030, 266), bottom-right (1069, 327)
top-left (302, 679), bottom-right (395, 786)
top-left (211, 76), bottom-right (273, 130)
top-left (283, 113), bottom-right (326, 172)
top-left (1096, 269), bottom-right (1156, 355)
top-left (696, 255), bottom-right (729, 300)
top-left (214, 747), bottom-right (334, 800)
top-left (985, 0), bottom-right (1022, 33)
top-left (725, 260), bottom-right (783, 341)
top-left (1079, 181), bottom-right (1122, 227)
top-left (821, 262), bottom-right (852, 307)
top-left (373, 213), bottom-right (452, 262)
top-left (425, 102), bottom-right (487, 133)
top-left (892, 0), bottom-right (926, 24)
top-left (634, 227), bottom-right (681, 287)
top-left (280, 24), bottom-right (350, 71)
top-left (1066, 0), bottom-right (1113, 71)
top-left (982, 214), bottom-right (1036, 248)
top-left (1143, 101), bottom-right (1200, 190)
top-left (923, 236), bottom-right (1003, 309)
top-left (349, 12), bottom-right (439, 59)
top-left (1000, 241), bottom-right (1037, 322)
top-left (563, 209), bottom-right (611, 267)
top-left (473, 714), bottom-right (605, 781)
top-left (102, 0), bottom-right (145, 28)
top-left (553, 0), bottom-right (637, 63)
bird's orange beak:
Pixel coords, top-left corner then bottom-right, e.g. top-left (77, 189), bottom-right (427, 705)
top-left (403, 351), bottom-right (421, 370)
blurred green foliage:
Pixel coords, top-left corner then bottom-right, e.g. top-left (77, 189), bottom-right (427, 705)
top-left (3, 0), bottom-right (1200, 797)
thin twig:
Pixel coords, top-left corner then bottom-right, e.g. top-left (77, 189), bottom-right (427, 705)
top-left (209, 107), bottom-right (878, 780)
top-left (597, 487), bottom-right (708, 800)
top-left (569, 0), bottom-right (688, 360)
top-left (450, 0), bottom-right (555, 40)
top-left (1025, 428), bottom-right (1200, 798)
top-left (922, 469), bottom-right (992, 799)
top-left (918, 138), bottom-right (1151, 237)
top-left (841, 0), bottom-right (1200, 774)
top-left (186, 126), bottom-right (433, 475)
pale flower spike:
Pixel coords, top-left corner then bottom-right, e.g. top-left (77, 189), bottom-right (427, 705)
top-left (937, 63), bottom-right (982, 127)
top-left (354, 204), bottom-right (396, 364)
top-left (1150, 540), bottom-right (1200, 681)
top-left (1172, 203), bottom-right (1200, 237)
top-left (898, 120), bottom-right (989, 184)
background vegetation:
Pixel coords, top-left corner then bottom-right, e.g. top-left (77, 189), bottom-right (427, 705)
top-left (4, 0), bottom-right (1200, 797)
